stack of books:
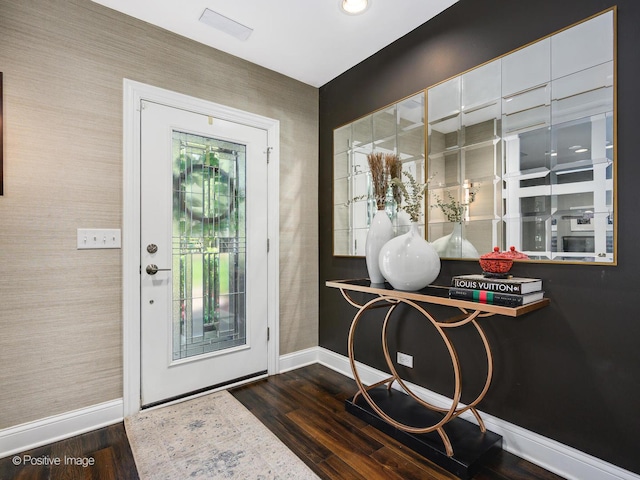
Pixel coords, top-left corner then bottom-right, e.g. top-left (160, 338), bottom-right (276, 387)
top-left (449, 274), bottom-right (544, 307)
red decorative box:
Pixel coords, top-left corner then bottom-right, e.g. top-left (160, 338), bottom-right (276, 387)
top-left (502, 245), bottom-right (529, 260)
top-left (479, 246), bottom-right (528, 275)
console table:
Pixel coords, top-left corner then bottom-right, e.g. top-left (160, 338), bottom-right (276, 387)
top-left (326, 279), bottom-right (549, 478)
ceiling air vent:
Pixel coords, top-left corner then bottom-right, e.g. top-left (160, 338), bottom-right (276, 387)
top-left (199, 8), bottom-right (253, 41)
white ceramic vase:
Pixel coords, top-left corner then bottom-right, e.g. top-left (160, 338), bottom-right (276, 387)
top-left (365, 209), bottom-right (394, 284)
top-left (378, 223), bottom-right (441, 291)
top-left (432, 222), bottom-right (479, 258)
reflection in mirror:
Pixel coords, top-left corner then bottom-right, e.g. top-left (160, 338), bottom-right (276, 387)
top-left (333, 93), bottom-right (425, 256)
top-left (426, 8), bottom-right (615, 263)
top-left (427, 59), bottom-right (502, 258)
top-left (333, 8), bottom-right (615, 264)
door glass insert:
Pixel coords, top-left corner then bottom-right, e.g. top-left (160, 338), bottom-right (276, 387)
top-left (172, 130), bottom-right (246, 360)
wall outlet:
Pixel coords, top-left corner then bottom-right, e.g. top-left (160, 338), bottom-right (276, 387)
top-left (77, 228), bottom-right (122, 249)
top-left (397, 352), bottom-right (413, 368)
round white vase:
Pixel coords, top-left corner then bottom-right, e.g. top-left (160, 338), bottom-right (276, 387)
top-left (432, 222), bottom-right (479, 258)
top-left (378, 223), bottom-right (441, 291)
top-left (365, 209), bottom-right (394, 284)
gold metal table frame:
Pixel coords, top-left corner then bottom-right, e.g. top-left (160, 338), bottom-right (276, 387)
top-left (326, 279), bottom-right (550, 458)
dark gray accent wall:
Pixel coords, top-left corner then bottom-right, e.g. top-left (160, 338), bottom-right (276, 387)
top-left (319, 0), bottom-right (640, 474)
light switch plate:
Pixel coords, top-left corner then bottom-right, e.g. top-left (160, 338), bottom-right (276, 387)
top-left (77, 228), bottom-right (121, 249)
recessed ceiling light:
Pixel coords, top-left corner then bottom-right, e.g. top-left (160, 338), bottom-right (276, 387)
top-left (341, 0), bottom-right (370, 15)
top-left (575, 148), bottom-right (589, 153)
top-left (199, 8), bottom-right (253, 41)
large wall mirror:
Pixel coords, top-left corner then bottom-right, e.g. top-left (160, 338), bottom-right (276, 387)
top-left (333, 8), bottom-right (616, 264)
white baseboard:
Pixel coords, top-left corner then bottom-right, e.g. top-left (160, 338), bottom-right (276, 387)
top-left (0, 399), bottom-right (123, 459)
top-left (0, 348), bottom-right (311, 461)
top-left (281, 346), bottom-right (639, 480)
top-left (278, 346), bottom-right (321, 373)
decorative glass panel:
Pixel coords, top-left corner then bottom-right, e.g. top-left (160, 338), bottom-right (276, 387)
top-left (172, 131), bottom-right (246, 360)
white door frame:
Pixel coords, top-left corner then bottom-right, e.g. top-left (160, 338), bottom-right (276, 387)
top-left (122, 79), bottom-right (280, 417)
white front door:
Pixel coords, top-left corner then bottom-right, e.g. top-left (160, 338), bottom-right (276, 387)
top-left (140, 100), bottom-right (269, 407)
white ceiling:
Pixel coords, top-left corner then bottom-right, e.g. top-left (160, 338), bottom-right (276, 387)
top-left (91, 0), bottom-right (459, 87)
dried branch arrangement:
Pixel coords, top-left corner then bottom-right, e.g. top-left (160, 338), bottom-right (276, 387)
top-left (367, 152), bottom-right (401, 210)
top-left (433, 189), bottom-right (478, 223)
top-left (391, 170), bottom-right (430, 223)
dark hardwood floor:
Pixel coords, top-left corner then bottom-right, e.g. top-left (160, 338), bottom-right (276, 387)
top-left (0, 364), bottom-right (565, 479)
top-left (0, 422), bottom-right (138, 480)
top-left (230, 364), bottom-right (566, 480)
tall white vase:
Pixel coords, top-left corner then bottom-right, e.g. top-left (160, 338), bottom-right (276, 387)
top-left (432, 222), bottom-right (479, 258)
top-left (365, 210), bottom-right (394, 284)
top-left (378, 223), bottom-right (441, 291)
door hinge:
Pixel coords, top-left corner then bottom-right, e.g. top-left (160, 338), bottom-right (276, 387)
top-left (266, 146), bottom-right (273, 164)
top-left (267, 238), bottom-right (270, 252)
top-left (267, 327), bottom-right (270, 341)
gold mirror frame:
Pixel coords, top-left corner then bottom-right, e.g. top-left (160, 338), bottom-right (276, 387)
top-left (333, 8), bottom-right (616, 265)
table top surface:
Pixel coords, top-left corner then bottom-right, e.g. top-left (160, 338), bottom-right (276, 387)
top-left (325, 279), bottom-right (550, 317)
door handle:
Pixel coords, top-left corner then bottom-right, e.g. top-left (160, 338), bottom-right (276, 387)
top-left (146, 264), bottom-right (171, 275)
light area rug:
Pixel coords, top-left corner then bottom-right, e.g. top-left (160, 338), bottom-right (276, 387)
top-left (125, 390), bottom-right (320, 479)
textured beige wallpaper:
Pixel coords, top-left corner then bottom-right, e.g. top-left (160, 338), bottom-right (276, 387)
top-left (0, 0), bottom-right (318, 429)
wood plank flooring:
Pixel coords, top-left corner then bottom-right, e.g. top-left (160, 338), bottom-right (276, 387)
top-left (0, 423), bottom-right (138, 480)
top-left (230, 363), bottom-right (566, 480)
top-left (0, 363), bottom-right (565, 479)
